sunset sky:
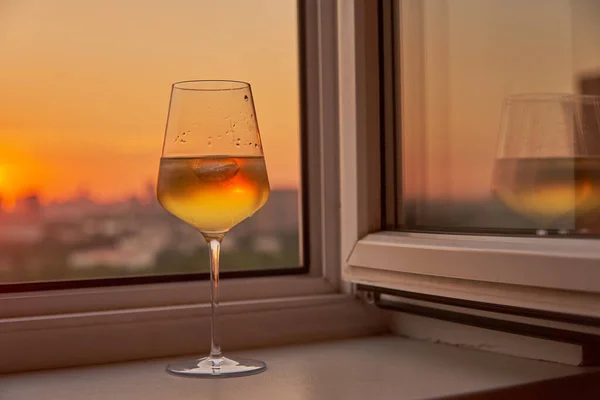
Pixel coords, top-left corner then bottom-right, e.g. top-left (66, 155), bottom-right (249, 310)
top-left (0, 0), bottom-right (299, 206)
top-left (2, 0), bottom-right (599, 209)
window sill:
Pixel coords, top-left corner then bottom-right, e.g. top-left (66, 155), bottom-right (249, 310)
top-left (0, 293), bottom-right (384, 374)
top-left (2, 336), bottom-right (597, 400)
top-left (0, 276), bottom-right (335, 318)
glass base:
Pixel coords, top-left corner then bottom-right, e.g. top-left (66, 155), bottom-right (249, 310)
top-left (166, 356), bottom-right (266, 378)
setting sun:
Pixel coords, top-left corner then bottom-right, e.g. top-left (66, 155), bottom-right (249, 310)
top-left (0, 163), bottom-right (12, 192)
top-left (0, 163), bottom-right (16, 208)
top-left (0, 165), bottom-right (14, 210)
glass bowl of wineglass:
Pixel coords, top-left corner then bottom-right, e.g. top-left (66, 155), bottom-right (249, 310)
top-left (157, 80), bottom-right (269, 377)
top-left (492, 94), bottom-right (600, 236)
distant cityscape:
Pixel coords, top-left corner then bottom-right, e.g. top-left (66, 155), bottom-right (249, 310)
top-left (0, 185), bottom-right (301, 284)
top-left (3, 184), bottom-right (599, 284)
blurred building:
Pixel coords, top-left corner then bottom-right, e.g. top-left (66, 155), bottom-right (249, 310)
top-left (579, 74), bottom-right (600, 153)
top-left (14, 194), bottom-right (42, 217)
top-left (0, 194), bottom-right (44, 244)
top-left (240, 189), bottom-right (299, 235)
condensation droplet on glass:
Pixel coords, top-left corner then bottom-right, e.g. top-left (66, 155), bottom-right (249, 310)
top-left (255, 143), bottom-right (259, 149)
top-left (244, 95), bottom-right (249, 101)
top-left (218, 135), bottom-right (222, 139)
top-left (232, 122), bottom-right (236, 128)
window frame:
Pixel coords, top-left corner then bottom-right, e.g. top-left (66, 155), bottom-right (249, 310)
top-left (0, 0), bottom-right (386, 374)
top-left (340, 0), bottom-right (600, 319)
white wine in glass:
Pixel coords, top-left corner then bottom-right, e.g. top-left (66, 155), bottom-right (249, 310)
top-left (492, 94), bottom-right (600, 235)
top-left (158, 156), bottom-right (269, 233)
top-left (157, 80), bottom-right (270, 377)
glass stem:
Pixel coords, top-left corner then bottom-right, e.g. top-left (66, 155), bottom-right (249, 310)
top-left (207, 237), bottom-right (223, 360)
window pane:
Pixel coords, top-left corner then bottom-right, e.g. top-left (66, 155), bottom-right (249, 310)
top-left (0, 0), bottom-right (302, 284)
top-left (397, 0), bottom-right (600, 236)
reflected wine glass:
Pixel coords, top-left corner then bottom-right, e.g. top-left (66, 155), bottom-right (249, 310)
top-left (157, 80), bottom-right (270, 377)
top-left (492, 94), bottom-right (600, 236)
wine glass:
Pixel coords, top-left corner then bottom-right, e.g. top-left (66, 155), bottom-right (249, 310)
top-left (492, 94), bottom-right (600, 236)
top-left (157, 80), bottom-right (270, 377)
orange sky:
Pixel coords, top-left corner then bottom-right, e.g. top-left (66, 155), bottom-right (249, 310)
top-left (3, 1), bottom-right (599, 208)
top-left (0, 0), bottom-right (300, 205)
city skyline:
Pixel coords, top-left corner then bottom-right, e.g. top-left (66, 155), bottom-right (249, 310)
top-left (0, 186), bottom-right (302, 283)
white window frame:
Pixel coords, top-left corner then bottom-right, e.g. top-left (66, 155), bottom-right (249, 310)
top-left (340, 0), bottom-right (600, 319)
top-left (0, 0), bottom-right (386, 374)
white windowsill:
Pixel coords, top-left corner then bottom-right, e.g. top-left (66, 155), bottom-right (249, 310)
top-left (2, 336), bottom-right (597, 400)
